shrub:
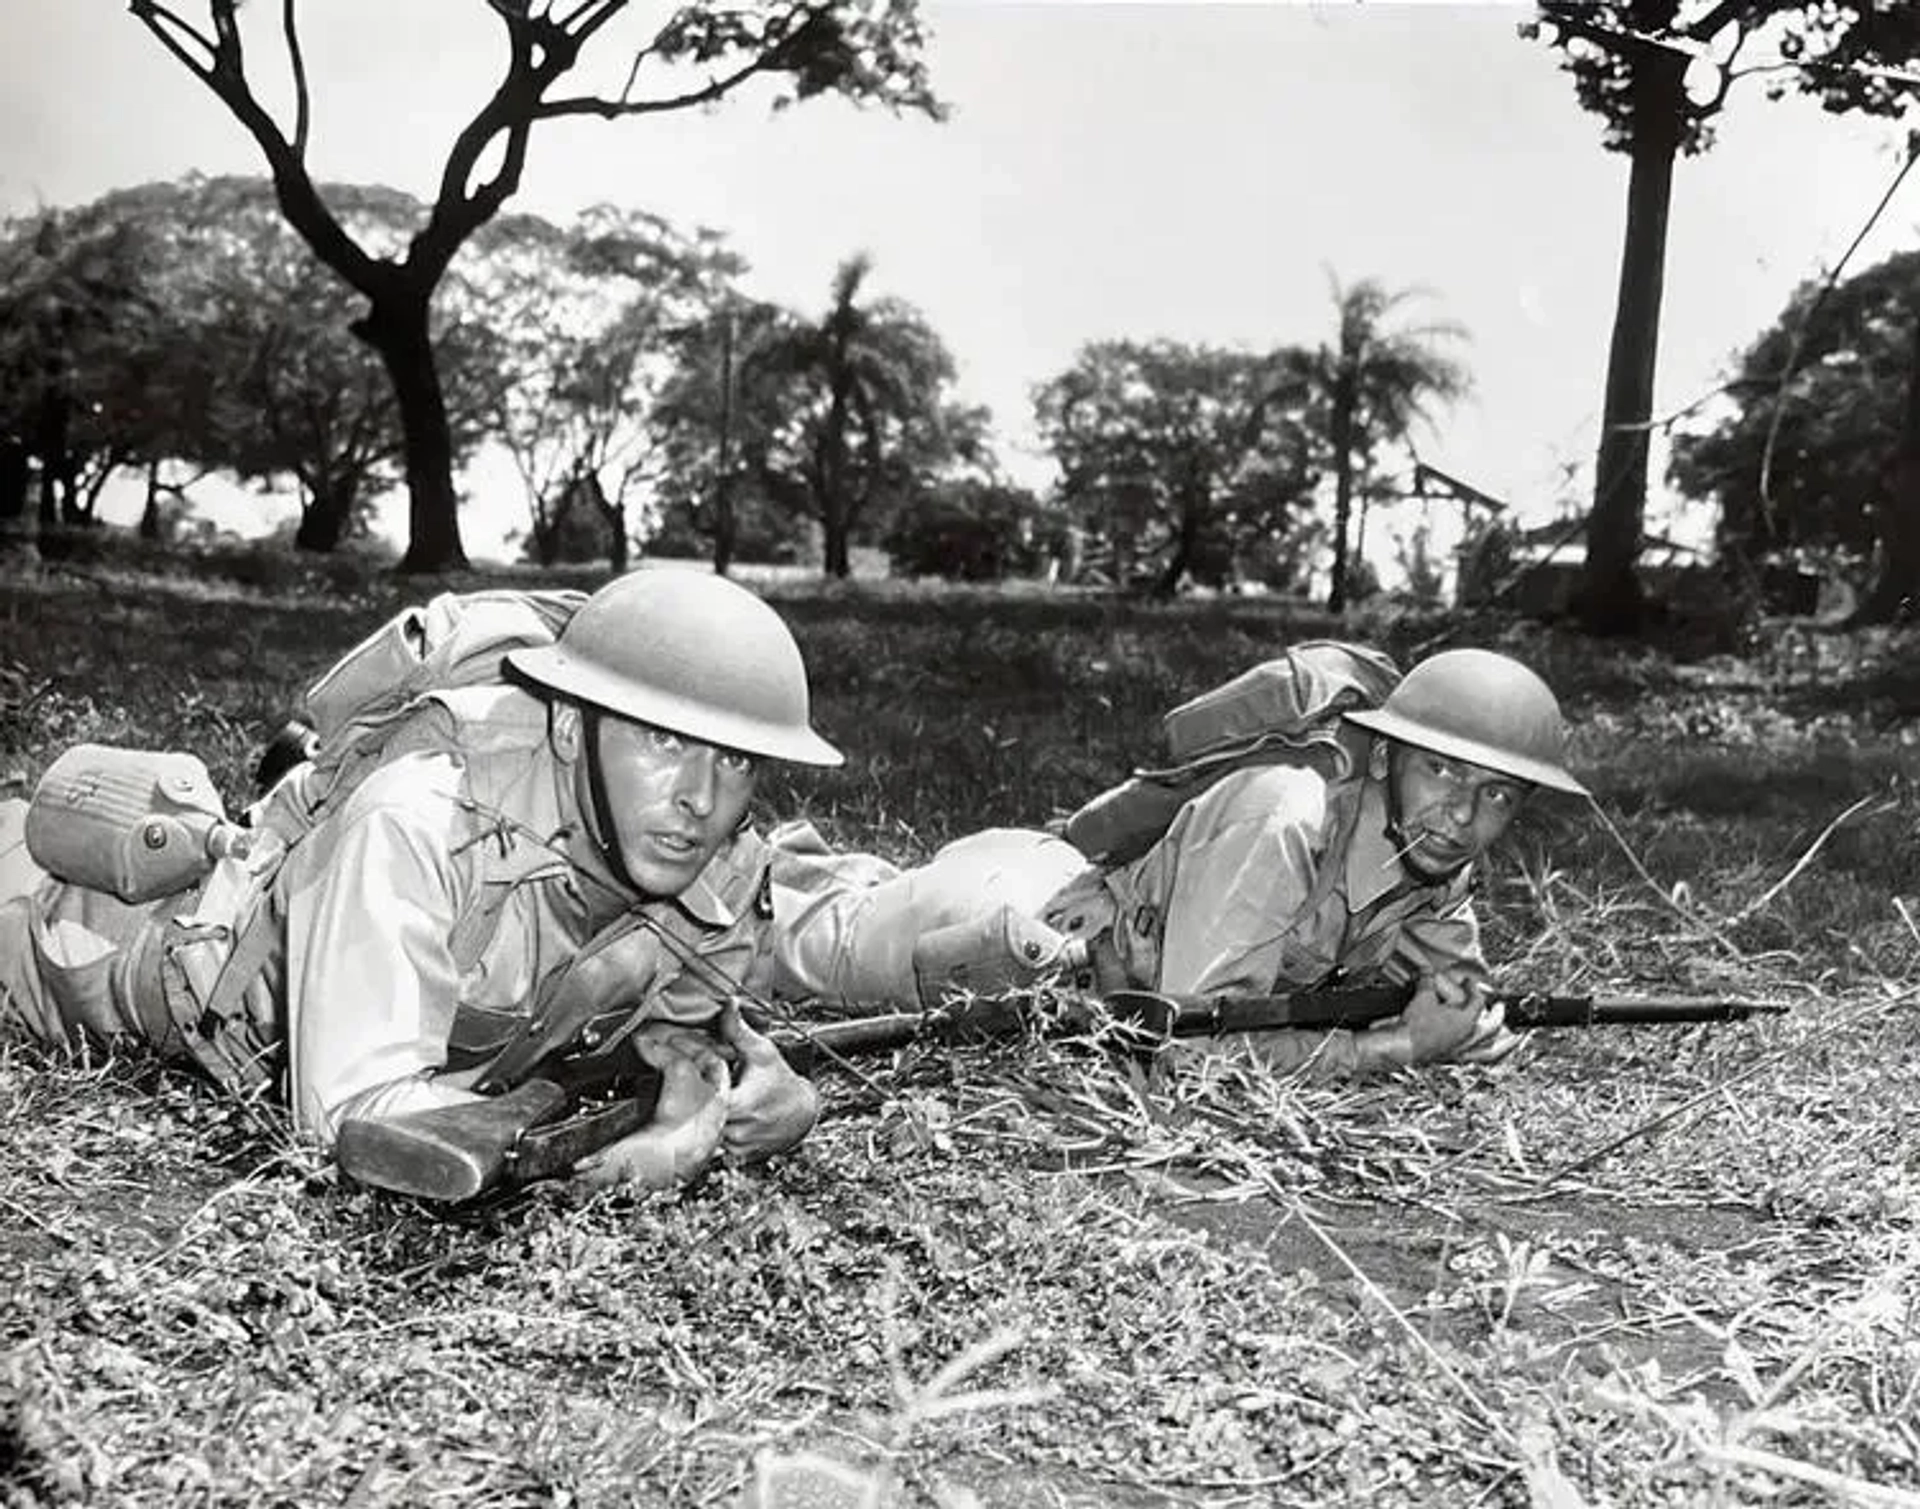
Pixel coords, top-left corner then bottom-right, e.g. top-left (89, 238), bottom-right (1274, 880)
top-left (885, 481), bottom-right (1063, 582)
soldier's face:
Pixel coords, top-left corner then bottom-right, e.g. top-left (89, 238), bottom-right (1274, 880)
top-left (593, 718), bottom-right (757, 896)
top-left (1382, 743), bottom-right (1526, 881)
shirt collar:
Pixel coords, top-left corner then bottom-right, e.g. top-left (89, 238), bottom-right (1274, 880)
top-left (671, 828), bottom-right (768, 928)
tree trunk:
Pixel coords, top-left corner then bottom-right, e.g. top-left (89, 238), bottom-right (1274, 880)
top-left (1578, 42), bottom-right (1686, 635)
top-left (1850, 303), bottom-right (1920, 625)
top-left (712, 471), bottom-right (738, 576)
top-left (34, 391), bottom-right (68, 532)
top-left (1154, 494), bottom-right (1200, 599)
top-left (295, 475), bottom-right (356, 553)
top-left (712, 310), bottom-right (738, 577)
top-left (604, 500), bottom-right (629, 573)
top-left (818, 360), bottom-right (855, 579)
top-left (821, 509), bottom-right (852, 578)
top-left (0, 439), bottom-right (28, 525)
top-left (138, 459), bottom-right (164, 541)
top-left (58, 459), bottom-right (88, 527)
top-left (1327, 373), bottom-right (1356, 613)
top-left (356, 292), bottom-right (468, 573)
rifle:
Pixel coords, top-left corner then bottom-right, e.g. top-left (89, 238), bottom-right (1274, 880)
top-left (334, 983), bottom-right (1787, 1202)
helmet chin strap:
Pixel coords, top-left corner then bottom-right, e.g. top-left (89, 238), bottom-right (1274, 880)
top-left (579, 707), bottom-right (644, 897)
top-left (1378, 741), bottom-right (1417, 850)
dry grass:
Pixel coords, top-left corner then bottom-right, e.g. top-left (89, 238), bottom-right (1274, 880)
top-left (2, 543), bottom-right (1917, 1507)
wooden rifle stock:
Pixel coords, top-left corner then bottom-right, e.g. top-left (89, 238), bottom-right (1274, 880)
top-left (334, 1048), bottom-right (662, 1203)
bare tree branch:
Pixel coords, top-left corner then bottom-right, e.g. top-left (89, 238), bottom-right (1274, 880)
top-left (559, 0), bottom-right (633, 45)
top-left (417, 16), bottom-right (564, 283)
top-left (1681, 15), bottom-right (1751, 121)
top-left (209, 0), bottom-right (242, 63)
top-left (616, 38), bottom-right (655, 102)
top-left (130, 1), bottom-right (382, 297)
top-left (1681, 0), bottom-right (1758, 46)
top-left (538, 56), bottom-right (784, 120)
top-left (126, 2), bottom-right (223, 82)
top-left (281, 0), bottom-right (311, 157)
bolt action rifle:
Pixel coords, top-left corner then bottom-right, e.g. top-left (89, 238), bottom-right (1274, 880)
top-left (333, 980), bottom-right (1787, 1204)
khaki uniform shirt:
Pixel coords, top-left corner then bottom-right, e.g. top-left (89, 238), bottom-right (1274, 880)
top-left (1077, 762), bottom-right (1485, 997)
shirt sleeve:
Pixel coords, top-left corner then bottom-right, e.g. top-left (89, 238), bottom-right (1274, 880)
top-left (279, 761), bottom-right (482, 1142)
top-left (1146, 766), bottom-right (1330, 997)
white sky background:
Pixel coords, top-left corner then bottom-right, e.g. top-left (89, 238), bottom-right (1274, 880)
top-left (2, 0), bottom-right (1917, 569)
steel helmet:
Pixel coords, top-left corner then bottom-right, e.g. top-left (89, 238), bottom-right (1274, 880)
top-left (1345, 648), bottom-right (1586, 796)
top-left (505, 570), bottom-right (842, 767)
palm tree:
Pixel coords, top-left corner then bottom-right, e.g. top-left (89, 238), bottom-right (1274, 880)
top-left (1309, 278), bottom-right (1471, 612)
top-left (766, 254), bottom-right (959, 578)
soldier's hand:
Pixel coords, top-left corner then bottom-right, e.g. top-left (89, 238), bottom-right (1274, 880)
top-left (575, 1028), bottom-right (730, 1190)
top-left (715, 1000), bottom-right (819, 1161)
top-left (1355, 971), bottom-right (1492, 1070)
top-left (1401, 971), bottom-right (1502, 1064)
top-left (1453, 998), bottom-right (1522, 1064)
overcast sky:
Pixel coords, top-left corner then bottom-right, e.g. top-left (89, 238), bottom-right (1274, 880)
top-left (4, 0), bottom-right (1917, 563)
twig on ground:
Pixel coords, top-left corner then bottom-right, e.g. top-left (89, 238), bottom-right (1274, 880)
top-left (1726, 794), bottom-right (1892, 928)
top-left (1582, 797), bottom-right (1744, 961)
top-left (1250, 1165), bottom-right (1518, 1456)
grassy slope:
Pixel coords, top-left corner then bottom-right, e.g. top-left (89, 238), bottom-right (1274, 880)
top-left (1, 547), bottom-right (1917, 1508)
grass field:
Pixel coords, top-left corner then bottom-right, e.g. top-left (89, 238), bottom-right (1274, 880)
top-left (2, 542), bottom-right (1918, 1508)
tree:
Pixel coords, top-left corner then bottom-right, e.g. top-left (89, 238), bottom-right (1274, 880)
top-left (1035, 340), bottom-right (1319, 597)
top-left (884, 478), bottom-right (1064, 581)
top-left (756, 254), bottom-right (969, 576)
top-left (654, 257), bottom-right (970, 576)
top-left (0, 176), bottom-right (496, 552)
top-left (131, 0), bottom-right (940, 572)
top-left (1529, 0), bottom-right (1920, 633)
top-left (469, 205), bottom-right (743, 569)
top-left (1304, 278), bottom-right (1469, 613)
top-left (651, 297), bottom-right (802, 572)
top-left (1669, 248), bottom-right (1920, 620)
top-left (191, 179), bottom-right (497, 552)
top-left (0, 209), bottom-right (157, 530)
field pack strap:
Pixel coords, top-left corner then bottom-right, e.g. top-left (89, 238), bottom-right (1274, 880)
top-left (156, 897), bottom-right (282, 1094)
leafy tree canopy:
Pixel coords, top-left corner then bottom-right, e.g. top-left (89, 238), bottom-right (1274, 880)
top-left (1529, 0), bottom-right (1920, 632)
top-left (1035, 339), bottom-right (1319, 596)
top-left (1670, 248), bottom-right (1920, 562)
top-left (463, 204), bottom-right (745, 568)
top-left (0, 175), bottom-right (497, 547)
top-left (884, 478), bottom-right (1065, 582)
top-left (1531, 0), bottom-right (1920, 156)
top-left (651, 255), bottom-right (973, 577)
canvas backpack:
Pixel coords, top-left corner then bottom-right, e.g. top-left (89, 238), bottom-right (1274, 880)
top-left (1062, 640), bottom-right (1402, 867)
top-left (266, 587), bottom-right (587, 835)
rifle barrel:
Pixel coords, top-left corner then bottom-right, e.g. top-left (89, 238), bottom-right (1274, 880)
top-left (1157, 986), bottom-right (1410, 1035)
top-left (1502, 993), bottom-right (1789, 1028)
top-left (774, 998), bottom-right (1039, 1070)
